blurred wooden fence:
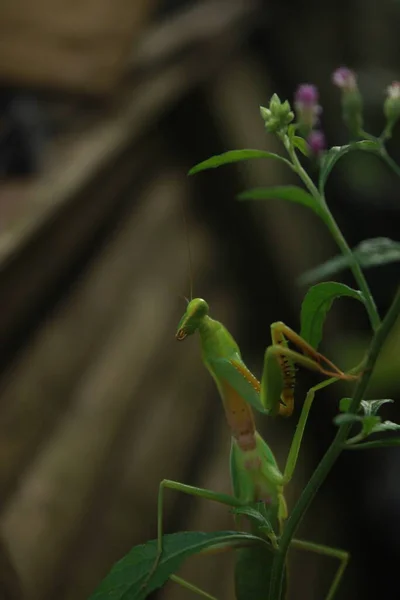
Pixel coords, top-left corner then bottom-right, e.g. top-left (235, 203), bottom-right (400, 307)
top-left (0, 1), bottom-right (360, 599)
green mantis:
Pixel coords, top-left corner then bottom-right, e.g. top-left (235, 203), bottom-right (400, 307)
top-left (149, 298), bottom-right (357, 600)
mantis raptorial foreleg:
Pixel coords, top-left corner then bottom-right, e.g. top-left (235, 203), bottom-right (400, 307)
top-left (261, 321), bottom-right (358, 484)
top-left (283, 380), bottom-right (335, 484)
top-left (261, 321), bottom-right (358, 418)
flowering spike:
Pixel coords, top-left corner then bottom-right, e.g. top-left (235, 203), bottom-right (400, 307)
top-left (307, 130), bottom-right (326, 157)
top-left (383, 81), bottom-right (400, 139)
top-left (294, 84), bottom-right (322, 135)
top-left (332, 67), bottom-right (363, 138)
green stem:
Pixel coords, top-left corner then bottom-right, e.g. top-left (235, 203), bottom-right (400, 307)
top-left (379, 147), bottom-right (400, 180)
top-left (282, 135), bottom-right (381, 332)
top-left (320, 209), bottom-right (380, 332)
top-left (269, 288), bottom-right (400, 600)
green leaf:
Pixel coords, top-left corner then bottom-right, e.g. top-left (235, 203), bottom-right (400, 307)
top-left (360, 398), bottom-right (394, 416)
top-left (334, 413), bottom-right (362, 426)
top-left (188, 150), bottom-right (290, 175)
top-left (89, 531), bottom-right (265, 600)
top-left (345, 438), bottom-right (400, 450)
top-left (335, 408), bottom-right (400, 440)
top-left (298, 255), bottom-right (349, 286)
top-left (339, 397), bottom-right (352, 412)
top-left (339, 397), bottom-right (393, 418)
top-left (300, 282), bottom-right (365, 349)
top-left (237, 185), bottom-right (321, 216)
top-left (287, 124), bottom-right (297, 139)
top-left (355, 237), bottom-right (400, 268)
top-left (361, 415), bottom-right (382, 436)
top-left (370, 420), bottom-right (400, 434)
top-left (299, 237), bottom-right (400, 285)
top-left (318, 140), bottom-right (381, 191)
top-left (232, 506), bottom-right (276, 540)
top-left (293, 136), bottom-right (309, 157)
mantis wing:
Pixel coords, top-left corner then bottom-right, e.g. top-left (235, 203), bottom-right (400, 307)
top-left (207, 356), bottom-right (269, 415)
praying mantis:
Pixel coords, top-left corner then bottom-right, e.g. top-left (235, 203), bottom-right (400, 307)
top-left (147, 297), bottom-right (358, 600)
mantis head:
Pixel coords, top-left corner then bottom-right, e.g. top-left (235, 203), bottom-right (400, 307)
top-left (176, 298), bottom-right (209, 341)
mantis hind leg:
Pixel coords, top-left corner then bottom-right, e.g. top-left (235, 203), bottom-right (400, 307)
top-left (290, 538), bottom-right (350, 600)
top-left (169, 574), bottom-right (219, 600)
top-left (142, 479), bottom-right (243, 597)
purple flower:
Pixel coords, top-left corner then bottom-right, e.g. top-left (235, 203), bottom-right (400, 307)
top-left (294, 84), bottom-right (322, 130)
top-left (332, 67), bottom-right (363, 136)
top-left (307, 130), bottom-right (326, 156)
top-left (332, 67), bottom-right (357, 91)
top-left (295, 84), bottom-right (319, 107)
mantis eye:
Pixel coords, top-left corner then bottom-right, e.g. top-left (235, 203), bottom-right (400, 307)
top-left (176, 329), bottom-right (187, 341)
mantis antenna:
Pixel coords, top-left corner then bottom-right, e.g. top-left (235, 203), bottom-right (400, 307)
top-left (180, 195), bottom-right (194, 301)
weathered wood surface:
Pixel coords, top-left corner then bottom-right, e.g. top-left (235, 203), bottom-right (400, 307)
top-left (0, 171), bottom-right (218, 599)
top-left (0, 0), bottom-right (156, 94)
top-left (0, 3), bottom-right (272, 599)
top-left (0, 1), bottom-right (367, 599)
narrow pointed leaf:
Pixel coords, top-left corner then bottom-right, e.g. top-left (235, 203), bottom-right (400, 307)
top-left (370, 420), bottom-right (400, 434)
top-left (345, 438), bottom-right (400, 450)
top-left (292, 136), bottom-right (309, 157)
top-left (188, 150), bottom-right (290, 175)
top-left (89, 531), bottom-right (266, 600)
top-left (360, 399), bottom-right (394, 416)
top-left (232, 506), bottom-right (275, 539)
top-left (299, 237), bottom-right (400, 285)
top-left (298, 255), bottom-right (349, 285)
top-left (334, 413), bottom-right (362, 426)
top-left (356, 238), bottom-right (400, 267)
top-left (340, 398), bottom-right (394, 417)
top-left (319, 140), bottom-right (380, 191)
top-left (238, 186), bottom-right (321, 216)
top-left (300, 282), bottom-right (365, 349)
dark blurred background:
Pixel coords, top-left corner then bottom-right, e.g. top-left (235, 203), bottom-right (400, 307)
top-left (0, 0), bottom-right (399, 599)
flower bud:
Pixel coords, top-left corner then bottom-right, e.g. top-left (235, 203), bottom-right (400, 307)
top-left (259, 106), bottom-right (271, 121)
top-left (383, 81), bottom-right (400, 137)
top-left (294, 84), bottom-right (322, 134)
top-left (260, 94), bottom-right (294, 133)
top-left (332, 67), bottom-right (363, 137)
top-left (332, 67), bottom-right (357, 92)
top-left (307, 130), bottom-right (326, 157)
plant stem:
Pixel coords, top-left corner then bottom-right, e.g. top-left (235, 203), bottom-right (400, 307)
top-left (268, 288), bottom-right (400, 600)
top-left (320, 208), bottom-right (380, 332)
top-left (282, 135), bottom-right (381, 332)
top-left (379, 147), bottom-right (400, 180)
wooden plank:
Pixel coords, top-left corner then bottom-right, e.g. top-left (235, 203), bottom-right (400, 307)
top-left (0, 170), bottom-right (216, 599)
top-left (0, 0), bottom-right (258, 269)
top-left (0, 168), bottom-right (187, 502)
top-left (0, 143), bottom-right (151, 359)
